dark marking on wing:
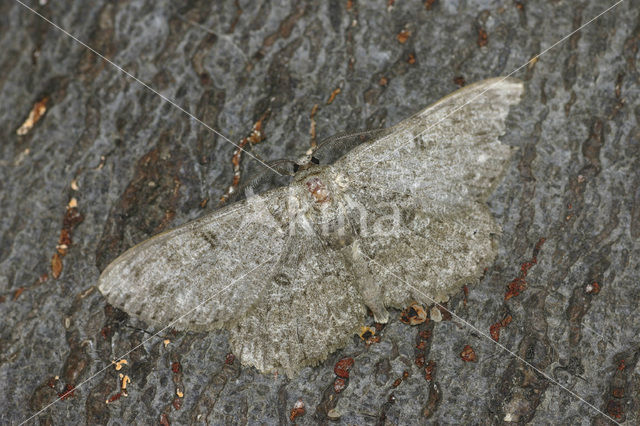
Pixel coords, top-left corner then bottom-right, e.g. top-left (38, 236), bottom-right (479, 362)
top-left (198, 231), bottom-right (218, 250)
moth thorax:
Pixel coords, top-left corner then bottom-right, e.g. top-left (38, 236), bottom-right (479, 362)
top-left (306, 177), bottom-right (331, 204)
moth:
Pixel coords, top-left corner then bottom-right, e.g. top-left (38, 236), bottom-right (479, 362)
top-left (98, 78), bottom-right (524, 377)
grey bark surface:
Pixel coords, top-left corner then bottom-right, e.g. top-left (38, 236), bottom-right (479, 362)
top-left (1, 0), bottom-right (638, 425)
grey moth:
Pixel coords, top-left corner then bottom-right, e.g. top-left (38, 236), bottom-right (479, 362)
top-left (98, 77), bottom-right (524, 376)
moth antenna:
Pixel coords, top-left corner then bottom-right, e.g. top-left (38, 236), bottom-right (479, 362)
top-left (313, 128), bottom-right (387, 164)
top-left (225, 159), bottom-right (296, 203)
top-left (268, 159), bottom-right (297, 176)
top-left (121, 324), bottom-right (172, 341)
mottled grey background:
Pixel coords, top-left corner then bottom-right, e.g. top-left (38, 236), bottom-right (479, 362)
top-left (1, 0), bottom-right (638, 424)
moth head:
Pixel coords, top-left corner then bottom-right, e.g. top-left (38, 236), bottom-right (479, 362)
top-left (292, 153), bottom-right (320, 173)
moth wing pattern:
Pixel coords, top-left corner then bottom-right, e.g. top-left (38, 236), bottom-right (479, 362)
top-left (228, 228), bottom-right (367, 376)
top-left (336, 77), bottom-right (524, 203)
top-left (98, 189), bottom-right (290, 331)
top-left (336, 78), bottom-right (524, 308)
top-left (358, 199), bottom-right (502, 309)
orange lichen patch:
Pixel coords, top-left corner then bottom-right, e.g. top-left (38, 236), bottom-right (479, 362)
top-left (50, 201), bottom-right (85, 279)
top-left (358, 325), bottom-right (379, 344)
top-left (12, 287), bottom-right (25, 300)
top-left (171, 361), bottom-right (181, 374)
top-left (119, 374), bottom-right (131, 396)
top-left (528, 55), bottom-right (539, 70)
top-left (173, 397), bottom-right (182, 410)
top-left (17, 96), bottom-right (49, 135)
top-left (334, 357), bottom-right (354, 378)
top-left (606, 400), bottom-right (623, 419)
top-left (463, 284), bottom-right (469, 306)
top-left (61, 205), bottom-right (80, 231)
top-left (489, 314), bottom-right (513, 341)
top-left (505, 238), bottom-right (546, 301)
top-left (424, 360), bottom-right (436, 381)
top-left (453, 76), bottom-right (466, 87)
top-left (220, 114), bottom-right (268, 203)
top-left (424, 0), bottom-right (437, 10)
top-left (309, 103), bottom-right (319, 148)
top-left (163, 339), bottom-right (171, 347)
top-left (460, 345), bottom-right (477, 362)
top-left (504, 277), bottom-right (527, 300)
top-left (391, 371), bottom-right (409, 388)
top-left (333, 377), bottom-right (347, 393)
top-left (379, 76), bottom-right (389, 86)
top-left (327, 87), bottom-right (341, 104)
top-left (290, 399), bottom-right (305, 422)
top-left (346, 0), bottom-right (353, 11)
top-left (58, 384), bottom-right (76, 400)
top-left (176, 388), bottom-right (184, 398)
top-left (418, 329), bottom-right (432, 340)
top-left (106, 392), bottom-right (123, 404)
top-left (112, 359), bottom-right (128, 370)
top-left (415, 353), bottom-right (425, 367)
top-left (57, 229), bottom-right (71, 256)
top-left (612, 387), bottom-right (625, 398)
top-left (199, 198), bottom-right (209, 208)
top-left (9, 272), bottom-right (47, 301)
top-left (159, 413), bottom-right (170, 426)
top-left (585, 282), bottom-right (600, 294)
top-left (120, 374), bottom-right (130, 387)
top-left (51, 253), bottom-right (63, 279)
top-left (477, 28), bottom-right (488, 47)
top-left (399, 302), bottom-right (428, 325)
top-left (617, 359), bottom-right (625, 371)
top-left (407, 52), bottom-right (416, 64)
top-left (396, 29), bottom-right (411, 44)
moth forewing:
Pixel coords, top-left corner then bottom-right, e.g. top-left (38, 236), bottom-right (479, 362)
top-left (97, 190), bottom-right (289, 331)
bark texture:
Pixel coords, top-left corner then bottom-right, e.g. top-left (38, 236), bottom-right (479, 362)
top-left (1, 0), bottom-right (638, 424)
